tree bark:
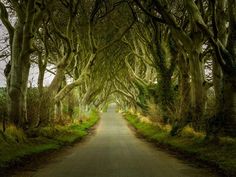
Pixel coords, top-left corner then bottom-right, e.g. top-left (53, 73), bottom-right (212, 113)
top-left (8, 20), bottom-right (31, 128)
top-left (3, 0), bottom-right (37, 128)
top-left (178, 55), bottom-right (191, 122)
top-left (157, 71), bottom-right (173, 123)
top-left (38, 67), bottom-right (65, 126)
top-left (222, 0), bottom-right (236, 136)
top-left (222, 72), bottom-right (236, 136)
top-left (189, 50), bottom-right (205, 130)
top-left (55, 101), bottom-right (63, 123)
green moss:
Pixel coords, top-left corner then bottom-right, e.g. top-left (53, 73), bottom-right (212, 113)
top-left (124, 112), bottom-right (236, 177)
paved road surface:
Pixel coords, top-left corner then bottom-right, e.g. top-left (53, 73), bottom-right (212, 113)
top-left (29, 106), bottom-right (218, 177)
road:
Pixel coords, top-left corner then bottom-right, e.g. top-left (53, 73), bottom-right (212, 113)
top-left (28, 106), bottom-right (218, 177)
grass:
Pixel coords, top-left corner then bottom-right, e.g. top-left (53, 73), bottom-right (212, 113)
top-left (0, 110), bottom-right (100, 173)
top-left (124, 112), bottom-right (236, 177)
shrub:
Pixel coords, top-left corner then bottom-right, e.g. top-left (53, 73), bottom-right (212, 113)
top-left (181, 126), bottom-right (204, 139)
top-left (0, 88), bottom-right (7, 123)
top-left (5, 125), bottom-right (27, 143)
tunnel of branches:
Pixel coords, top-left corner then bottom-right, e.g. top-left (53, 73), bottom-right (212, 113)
top-left (0, 0), bottom-right (236, 138)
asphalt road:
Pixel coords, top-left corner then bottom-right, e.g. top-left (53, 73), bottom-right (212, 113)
top-left (30, 106), bottom-right (218, 177)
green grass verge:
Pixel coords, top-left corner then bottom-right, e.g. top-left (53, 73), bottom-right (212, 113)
top-left (0, 110), bottom-right (100, 172)
top-left (124, 112), bottom-right (236, 177)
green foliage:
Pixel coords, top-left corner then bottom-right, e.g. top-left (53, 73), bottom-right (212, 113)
top-left (124, 112), bottom-right (236, 177)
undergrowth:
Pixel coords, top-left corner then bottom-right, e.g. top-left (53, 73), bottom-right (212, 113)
top-left (0, 109), bottom-right (100, 173)
top-left (124, 112), bottom-right (236, 177)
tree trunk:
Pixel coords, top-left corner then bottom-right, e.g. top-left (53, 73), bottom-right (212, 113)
top-left (222, 73), bottom-right (236, 136)
top-left (38, 68), bottom-right (65, 126)
top-left (8, 21), bottom-right (31, 128)
top-left (68, 90), bottom-right (76, 118)
top-left (6, 0), bottom-right (36, 128)
top-left (38, 53), bottom-right (47, 97)
top-left (170, 55), bottom-right (191, 136)
top-left (213, 60), bottom-right (223, 112)
top-left (213, 0), bottom-right (226, 115)
top-left (55, 101), bottom-right (63, 123)
top-left (222, 0), bottom-right (236, 136)
top-left (178, 56), bottom-right (191, 122)
top-left (38, 92), bottom-right (54, 127)
top-left (157, 72), bottom-right (173, 124)
top-left (189, 51), bottom-right (205, 130)
top-left (8, 58), bottom-right (30, 128)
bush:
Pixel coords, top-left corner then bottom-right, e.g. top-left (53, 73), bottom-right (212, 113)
top-left (5, 125), bottom-right (27, 143)
top-left (0, 88), bottom-right (7, 122)
top-left (181, 126), bottom-right (204, 139)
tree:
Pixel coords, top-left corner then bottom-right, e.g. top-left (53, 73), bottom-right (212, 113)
top-left (0, 0), bottom-right (53, 128)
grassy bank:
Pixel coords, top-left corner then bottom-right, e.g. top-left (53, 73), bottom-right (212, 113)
top-left (124, 112), bottom-right (236, 177)
top-left (0, 110), bottom-right (99, 175)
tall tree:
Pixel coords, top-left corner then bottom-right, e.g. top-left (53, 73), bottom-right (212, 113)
top-left (0, 0), bottom-right (51, 128)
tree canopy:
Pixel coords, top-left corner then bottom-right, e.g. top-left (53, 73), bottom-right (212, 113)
top-left (0, 0), bottom-right (236, 137)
